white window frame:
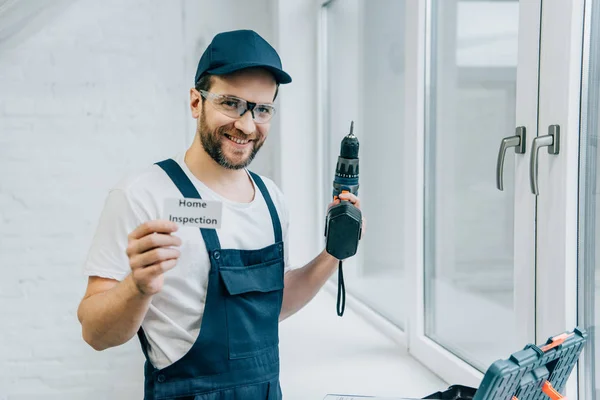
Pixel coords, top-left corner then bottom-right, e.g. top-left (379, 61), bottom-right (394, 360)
top-left (317, 0), bottom-right (588, 394)
top-left (535, 0), bottom-right (585, 398)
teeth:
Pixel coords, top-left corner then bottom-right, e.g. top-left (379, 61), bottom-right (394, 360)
top-left (226, 134), bottom-right (249, 144)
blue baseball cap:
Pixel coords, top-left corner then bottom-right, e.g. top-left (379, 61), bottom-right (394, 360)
top-left (194, 30), bottom-right (292, 86)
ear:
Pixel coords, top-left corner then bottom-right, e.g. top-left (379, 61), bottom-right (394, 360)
top-left (190, 88), bottom-right (202, 119)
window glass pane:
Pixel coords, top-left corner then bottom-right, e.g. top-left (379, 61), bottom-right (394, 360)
top-left (325, 0), bottom-right (406, 327)
top-left (424, 0), bottom-right (520, 370)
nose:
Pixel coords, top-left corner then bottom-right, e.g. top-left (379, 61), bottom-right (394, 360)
top-left (234, 111), bottom-right (256, 136)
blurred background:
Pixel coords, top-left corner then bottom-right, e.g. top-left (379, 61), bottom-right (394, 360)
top-left (0, 0), bottom-right (597, 399)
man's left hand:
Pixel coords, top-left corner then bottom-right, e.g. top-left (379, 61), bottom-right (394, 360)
top-left (327, 192), bottom-right (366, 236)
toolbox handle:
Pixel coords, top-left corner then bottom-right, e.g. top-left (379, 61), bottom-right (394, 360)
top-left (511, 381), bottom-right (566, 400)
top-left (542, 381), bottom-right (566, 400)
top-left (541, 333), bottom-right (574, 352)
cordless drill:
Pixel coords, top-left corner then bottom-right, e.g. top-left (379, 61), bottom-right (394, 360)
top-left (324, 121), bottom-right (362, 316)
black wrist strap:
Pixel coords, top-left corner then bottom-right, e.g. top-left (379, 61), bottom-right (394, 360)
top-left (337, 260), bottom-right (346, 317)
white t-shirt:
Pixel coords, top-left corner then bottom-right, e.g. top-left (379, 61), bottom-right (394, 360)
top-left (83, 153), bottom-right (290, 369)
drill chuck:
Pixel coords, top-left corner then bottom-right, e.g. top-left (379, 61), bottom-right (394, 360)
top-left (333, 121), bottom-right (360, 198)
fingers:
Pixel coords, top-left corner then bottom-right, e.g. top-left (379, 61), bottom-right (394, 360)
top-left (130, 258), bottom-right (179, 295)
top-left (128, 220), bottom-right (178, 241)
top-left (139, 258), bottom-right (179, 277)
top-left (335, 192), bottom-right (361, 208)
top-left (127, 232), bottom-right (182, 257)
top-left (327, 198), bottom-right (341, 211)
top-left (126, 220), bottom-right (180, 258)
top-left (126, 221), bottom-right (181, 295)
top-left (129, 247), bottom-right (181, 270)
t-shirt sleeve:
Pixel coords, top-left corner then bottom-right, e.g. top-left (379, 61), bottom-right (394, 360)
top-left (82, 188), bottom-right (145, 281)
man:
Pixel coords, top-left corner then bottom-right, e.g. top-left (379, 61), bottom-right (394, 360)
top-left (77, 30), bottom-right (361, 399)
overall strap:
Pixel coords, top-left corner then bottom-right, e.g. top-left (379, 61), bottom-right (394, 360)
top-left (137, 327), bottom-right (152, 361)
top-left (249, 171), bottom-right (283, 243)
top-left (155, 159), bottom-right (221, 251)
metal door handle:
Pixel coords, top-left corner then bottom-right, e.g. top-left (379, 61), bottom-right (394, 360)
top-left (496, 126), bottom-right (526, 191)
top-left (530, 125), bottom-right (560, 195)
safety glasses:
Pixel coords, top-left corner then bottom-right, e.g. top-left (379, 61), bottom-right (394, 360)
top-left (199, 90), bottom-right (276, 124)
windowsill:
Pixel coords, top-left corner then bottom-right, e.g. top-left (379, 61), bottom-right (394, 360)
top-left (279, 288), bottom-right (448, 399)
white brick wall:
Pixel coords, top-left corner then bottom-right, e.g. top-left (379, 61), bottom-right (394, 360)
top-left (0, 1), bottom-right (277, 398)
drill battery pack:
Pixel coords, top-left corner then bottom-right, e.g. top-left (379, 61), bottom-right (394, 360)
top-left (324, 200), bottom-right (362, 260)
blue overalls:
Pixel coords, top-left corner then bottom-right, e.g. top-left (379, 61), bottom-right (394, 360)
top-left (137, 158), bottom-right (285, 400)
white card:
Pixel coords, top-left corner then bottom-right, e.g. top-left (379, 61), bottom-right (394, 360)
top-left (163, 198), bottom-right (222, 229)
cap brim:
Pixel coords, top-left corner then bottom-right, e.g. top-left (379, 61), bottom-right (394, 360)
top-left (207, 62), bottom-right (292, 84)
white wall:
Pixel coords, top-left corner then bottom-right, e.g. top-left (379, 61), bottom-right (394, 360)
top-left (0, 1), bottom-right (286, 398)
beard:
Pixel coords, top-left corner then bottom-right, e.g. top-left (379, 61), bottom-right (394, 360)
top-left (198, 108), bottom-right (264, 170)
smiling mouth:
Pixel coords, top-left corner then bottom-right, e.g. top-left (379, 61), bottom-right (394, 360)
top-left (224, 133), bottom-right (251, 145)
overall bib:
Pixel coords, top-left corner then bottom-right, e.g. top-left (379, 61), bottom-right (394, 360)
top-left (138, 158), bottom-right (285, 400)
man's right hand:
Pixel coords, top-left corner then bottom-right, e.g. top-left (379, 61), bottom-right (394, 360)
top-left (126, 220), bottom-right (181, 296)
